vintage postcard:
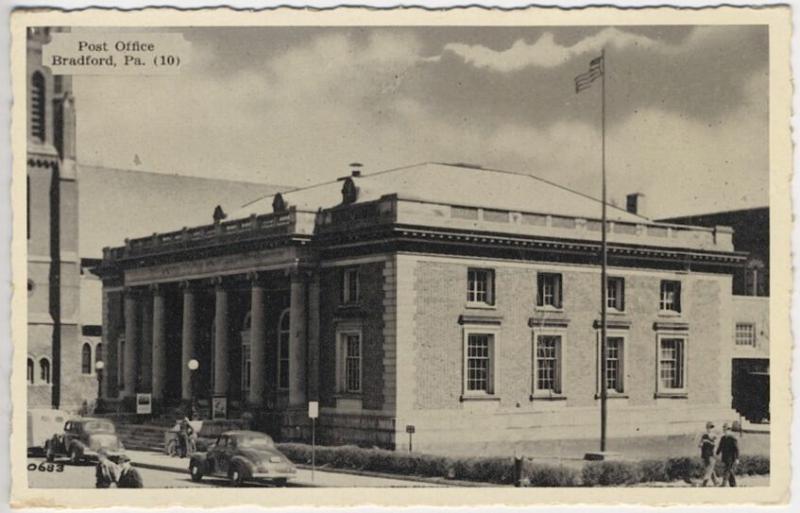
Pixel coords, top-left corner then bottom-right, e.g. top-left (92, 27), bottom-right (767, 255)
top-left (8, 5), bottom-right (792, 508)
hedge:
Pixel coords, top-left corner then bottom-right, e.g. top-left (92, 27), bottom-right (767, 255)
top-left (276, 443), bottom-right (768, 487)
top-left (581, 455), bottom-right (771, 486)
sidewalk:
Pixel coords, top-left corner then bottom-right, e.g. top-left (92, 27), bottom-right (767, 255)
top-left (127, 449), bottom-right (446, 487)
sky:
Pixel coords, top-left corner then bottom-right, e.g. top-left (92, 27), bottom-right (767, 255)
top-left (73, 25), bottom-right (769, 219)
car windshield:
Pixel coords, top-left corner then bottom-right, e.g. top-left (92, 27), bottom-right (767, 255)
top-left (235, 435), bottom-right (274, 449)
top-left (83, 421), bottom-right (115, 433)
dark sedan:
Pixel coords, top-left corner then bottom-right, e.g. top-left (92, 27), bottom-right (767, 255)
top-left (188, 430), bottom-right (296, 486)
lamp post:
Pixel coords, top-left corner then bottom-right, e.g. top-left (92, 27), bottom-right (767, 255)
top-left (94, 361), bottom-right (105, 413)
top-left (188, 359), bottom-right (199, 419)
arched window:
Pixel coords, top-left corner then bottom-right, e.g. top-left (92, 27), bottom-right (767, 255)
top-left (277, 309), bottom-right (290, 390)
top-left (27, 358), bottom-right (34, 384)
top-left (95, 343), bottom-right (103, 367)
top-left (81, 343), bottom-right (92, 374)
top-left (30, 71), bottom-right (46, 141)
top-left (39, 357), bottom-right (51, 384)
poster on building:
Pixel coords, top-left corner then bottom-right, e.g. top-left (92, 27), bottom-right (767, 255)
top-left (6, 3), bottom-right (793, 510)
top-left (135, 393), bottom-right (152, 415)
top-left (211, 396), bottom-right (227, 420)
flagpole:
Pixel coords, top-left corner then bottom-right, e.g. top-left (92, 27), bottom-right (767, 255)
top-left (599, 47), bottom-right (608, 453)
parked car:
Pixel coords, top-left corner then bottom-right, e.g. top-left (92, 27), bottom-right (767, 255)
top-left (188, 430), bottom-right (296, 486)
top-left (27, 409), bottom-right (71, 456)
top-left (45, 417), bottom-right (125, 464)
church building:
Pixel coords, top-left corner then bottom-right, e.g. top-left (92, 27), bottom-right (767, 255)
top-left (94, 162), bottom-right (745, 452)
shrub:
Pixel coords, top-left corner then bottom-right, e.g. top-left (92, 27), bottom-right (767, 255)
top-left (737, 455), bottom-right (769, 476)
top-left (582, 461), bottom-right (641, 486)
top-left (637, 459), bottom-right (669, 483)
top-left (523, 461), bottom-right (580, 487)
top-left (665, 457), bottom-right (702, 482)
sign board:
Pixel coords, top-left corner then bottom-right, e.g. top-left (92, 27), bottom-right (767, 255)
top-left (212, 396), bottom-right (228, 420)
top-left (406, 424), bottom-right (415, 434)
top-left (308, 401), bottom-right (319, 419)
top-left (136, 393), bottom-right (152, 415)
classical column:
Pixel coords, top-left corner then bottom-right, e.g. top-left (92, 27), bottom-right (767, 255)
top-left (151, 285), bottom-right (166, 401)
top-left (181, 282), bottom-right (196, 402)
top-left (140, 294), bottom-right (153, 393)
top-left (307, 272), bottom-right (321, 401)
top-left (213, 278), bottom-right (230, 397)
top-left (123, 288), bottom-right (140, 398)
top-left (288, 271), bottom-right (308, 406)
top-left (248, 274), bottom-right (267, 406)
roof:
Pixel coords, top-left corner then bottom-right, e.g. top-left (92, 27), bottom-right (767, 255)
top-left (233, 162), bottom-right (647, 223)
top-left (79, 165), bottom-right (286, 257)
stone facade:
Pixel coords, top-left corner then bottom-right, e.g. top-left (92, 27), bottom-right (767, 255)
top-left (95, 164), bottom-right (745, 451)
top-left (27, 27), bottom-right (97, 412)
top-left (391, 254), bottom-right (734, 453)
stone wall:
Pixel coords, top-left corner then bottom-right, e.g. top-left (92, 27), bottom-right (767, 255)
top-left (394, 253), bottom-right (735, 452)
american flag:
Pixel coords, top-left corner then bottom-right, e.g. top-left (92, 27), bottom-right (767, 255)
top-left (575, 55), bottom-right (604, 93)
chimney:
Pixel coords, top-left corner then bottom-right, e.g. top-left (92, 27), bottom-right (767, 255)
top-left (626, 193), bottom-right (646, 216)
top-left (350, 162), bottom-right (363, 177)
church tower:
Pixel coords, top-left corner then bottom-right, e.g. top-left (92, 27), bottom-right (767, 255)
top-left (27, 27), bottom-right (83, 410)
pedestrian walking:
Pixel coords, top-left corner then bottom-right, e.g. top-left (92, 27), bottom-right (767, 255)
top-left (94, 449), bottom-right (119, 488)
top-left (116, 455), bottom-right (144, 488)
top-left (698, 421), bottom-right (718, 486)
top-left (716, 422), bottom-right (740, 487)
top-left (178, 416), bottom-right (194, 458)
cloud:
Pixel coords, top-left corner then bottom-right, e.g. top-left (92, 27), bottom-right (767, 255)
top-left (440, 28), bottom-right (662, 72)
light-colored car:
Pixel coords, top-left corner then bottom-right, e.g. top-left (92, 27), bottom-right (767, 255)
top-left (188, 430), bottom-right (296, 486)
top-left (45, 417), bottom-right (126, 464)
top-left (27, 408), bottom-right (71, 455)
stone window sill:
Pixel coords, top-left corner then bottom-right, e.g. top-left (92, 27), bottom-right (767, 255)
top-left (465, 302), bottom-right (496, 310)
top-left (535, 306), bottom-right (564, 314)
top-left (658, 310), bottom-right (682, 318)
top-left (460, 394), bottom-right (500, 402)
top-left (529, 393), bottom-right (566, 401)
top-left (594, 393), bottom-right (629, 400)
top-left (655, 392), bottom-right (688, 399)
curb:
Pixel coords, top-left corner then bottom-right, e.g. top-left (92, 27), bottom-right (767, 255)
top-left (292, 463), bottom-right (496, 487)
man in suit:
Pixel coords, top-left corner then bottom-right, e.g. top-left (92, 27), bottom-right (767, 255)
top-left (116, 455), bottom-right (144, 488)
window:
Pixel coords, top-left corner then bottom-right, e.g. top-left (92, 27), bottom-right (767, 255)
top-left (342, 268), bottom-right (360, 304)
top-left (31, 71), bottom-right (46, 141)
top-left (602, 337), bottom-right (625, 393)
top-left (533, 334), bottom-right (562, 394)
top-left (338, 332), bottom-right (362, 393)
top-left (27, 358), bottom-right (34, 384)
top-left (81, 343), bottom-right (92, 374)
top-left (607, 277), bottom-right (625, 311)
top-left (465, 333), bottom-right (494, 394)
top-left (467, 268), bottom-right (494, 306)
top-left (537, 273), bottom-right (563, 309)
top-left (658, 337), bottom-right (686, 393)
top-left (735, 323), bottom-right (756, 346)
top-left (659, 280), bottom-right (681, 313)
top-left (39, 357), bottom-right (51, 384)
top-left (277, 309), bottom-right (290, 390)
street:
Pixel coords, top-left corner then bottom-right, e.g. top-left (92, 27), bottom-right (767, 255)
top-left (25, 457), bottom-right (304, 489)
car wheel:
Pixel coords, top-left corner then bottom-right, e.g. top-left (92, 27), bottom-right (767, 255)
top-left (273, 478), bottom-right (288, 487)
top-left (69, 447), bottom-right (82, 465)
top-left (44, 442), bottom-right (55, 463)
top-left (189, 461), bottom-right (203, 482)
top-left (229, 464), bottom-right (246, 487)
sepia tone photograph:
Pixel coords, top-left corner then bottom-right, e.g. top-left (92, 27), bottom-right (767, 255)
top-left (8, 5), bottom-right (792, 508)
